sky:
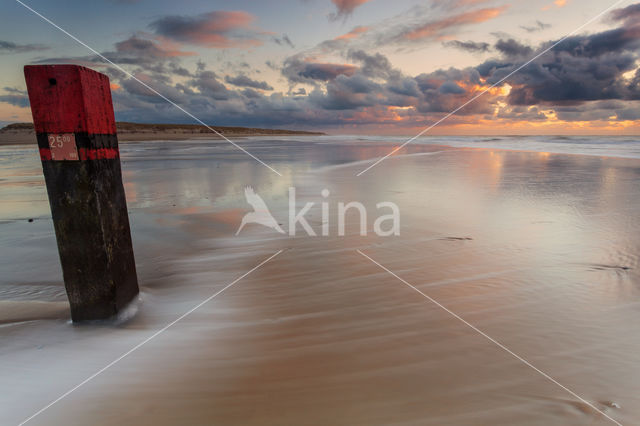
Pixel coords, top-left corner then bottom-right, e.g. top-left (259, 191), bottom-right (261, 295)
top-left (1, 0), bottom-right (640, 134)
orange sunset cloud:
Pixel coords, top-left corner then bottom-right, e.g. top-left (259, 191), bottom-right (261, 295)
top-left (403, 6), bottom-right (508, 41)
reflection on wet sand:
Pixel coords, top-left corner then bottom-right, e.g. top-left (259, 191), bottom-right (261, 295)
top-left (0, 139), bottom-right (639, 425)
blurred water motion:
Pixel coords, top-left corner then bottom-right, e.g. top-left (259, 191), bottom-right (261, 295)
top-left (1, 136), bottom-right (639, 425)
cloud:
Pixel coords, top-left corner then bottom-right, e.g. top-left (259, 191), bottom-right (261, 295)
top-left (119, 71), bottom-right (190, 104)
top-left (34, 34), bottom-right (196, 76)
top-left (290, 3), bottom-right (507, 60)
top-left (347, 49), bottom-right (395, 78)
top-left (32, 56), bottom-right (111, 69)
top-left (265, 60), bottom-right (279, 70)
top-left (443, 40), bottom-right (491, 53)
top-left (19, 1), bottom-right (639, 133)
top-left (0, 87), bottom-right (29, 107)
top-left (311, 74), bottom-right (381, 110)
top-left (190, 70), bottom-right (234, 100)
top-left (168, 62), bottom-right (193, 77)
top-left (225, 75), bottom-right (274, 90)
top-left (399, 7), bottom-right (507, 42)
top-left (0, 40), bottom-right (49, 54)
top-left (613, 102), bottom-right (640, 120)
top-left (109, 0), bottom-right (640, 131)
top-left (413, 67), bottom-right (490, 115)
top-left (282, 56), bottom-right (358, 83)
top-left (439, 81), bottom-right (466, 94)
top-left (335, 26), bottom-right (369, 41)
top-left (149, 11), bottom-right (262, 48)
top-left (542, 0), bottom-right (568, 10)
top-left (273, 34), bottom-right (295, 48)
top-left (110, 35), bottom-right (196, 61)
top-left (329, 0), bottom-right (372, 21)
top-left (3, 87), bottom-right (26, 94)
top-left (300, 63), bottom-right (358, 81)
top-left (241, 3), bottom-right (640, 128)
top-left (608, 3), bottom-right (640, 25)
top-left (520, 20), bottom-right (551, 33)
top-left (494, 38), bottom-right (533, 57)
top-left (484, 8), bottom-right (640, 106)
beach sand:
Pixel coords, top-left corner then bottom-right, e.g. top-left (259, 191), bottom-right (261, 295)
top-left (0, 123), bottom-right (324, 146)
top-left (0, 131), bottom-right (324, 145)
top-left (1, 138), bottom-right (639, 425)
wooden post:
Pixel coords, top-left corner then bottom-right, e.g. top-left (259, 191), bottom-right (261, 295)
top-left (24, 64), bottom-right (139, 322)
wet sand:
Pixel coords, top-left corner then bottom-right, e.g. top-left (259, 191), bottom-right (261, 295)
top-left (1, 138), bottom-right (639, 425)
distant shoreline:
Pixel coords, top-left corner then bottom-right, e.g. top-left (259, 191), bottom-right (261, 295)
top-left (0, 122), bottom-right (326, 146)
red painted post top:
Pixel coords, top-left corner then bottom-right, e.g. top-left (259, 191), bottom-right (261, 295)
top-left (24, 65), bottom-right (116, 135)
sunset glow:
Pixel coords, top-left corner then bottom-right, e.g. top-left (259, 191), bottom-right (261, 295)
top-left (0, 0), bottom-right (639, 135)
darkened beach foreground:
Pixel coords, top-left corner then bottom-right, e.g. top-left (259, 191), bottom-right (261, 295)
top-left (1, 136), bottom-right (639, 425)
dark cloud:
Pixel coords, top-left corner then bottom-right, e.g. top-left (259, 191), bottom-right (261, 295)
top-left (282, 56), bottom-right (358, 83)
top-left (550, 27), bottom-right (640, 58)
top-left (103, 39), bottom-right (496, 129)
top-left (414, 67), bottom-right (490, 115)
top-left (443, 40), bottom-right (491, 53)
top-left (120, 74), bottom-right (189, 104)
top-left (614, 104), bottom-right (640, 120)
top-left (300, 63), bottom-right (357, 81)
top-left (3, 87), bottom-right (26, 94)
top-left (225, 75), bottom-right (274, 90)
top-left (149, 11), bottom-right (262, 48)
top-left (496, 105), bottom-right (547, 121)
top-left (0, 40), bottom-right (49, 54)
top-left (474, 59), bottom-right (509, 78)
top-left (34, 35), bottom-right (194, 81)
top-left (503, 49), bottom-right (639, 105)
top-left (495, 39), bottom-right (534, 57)
top-left (168, 62), bottom-right (193, 77)
top-left (265, 60), bottom-right (279, 71)
top-left (386, 77), bottom-right (420, 98)
top-left (190, 70), bottom-right (234, 100)
top-left (538, 100), bottom-right (640, 122)
top-left (520, 20), bottom-right (551, 33)
top-left (273, 34), bottom-right (295, 48)
top-left (0, 95), bottom-right (29, 108)
top-left (106, 36), bottom-right (195, 64)
top-left (241, 88), bottom-right (262, 99)
top-left (608, 3), bottom-right (640, 24)
top-left (347, 49), bottom-right (395, 78)
top-left (283, 35), bottom-right (294, 48)
top-left (486, 9), bottom-right (640, 106)
top-left (439, 81), bottom-right (466, 95)
top-left (0, 87), bottom-right (29, 108)
top-left (311, 74), bottom-right (380, 110)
